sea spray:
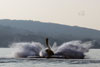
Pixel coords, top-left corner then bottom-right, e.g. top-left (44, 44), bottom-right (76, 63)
top-left (9, 40), bottom-right (94, 58)
top-left (51, 42), bottom-right (58, 52)
top-left (55, 40), bottom-right (94, 59)
top-left (56, 40), bottom-right (93, 53)
top-left (10, 42), bottom-right (44, 58)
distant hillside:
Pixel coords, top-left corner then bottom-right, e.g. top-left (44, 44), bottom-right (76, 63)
top-left (0, 19), bottom-right (100, 48)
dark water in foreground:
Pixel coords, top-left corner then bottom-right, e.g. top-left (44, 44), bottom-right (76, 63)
top-left (0, 48), bottom-right (100, 67)
top-left (0, 58), bottom-right (100, 67)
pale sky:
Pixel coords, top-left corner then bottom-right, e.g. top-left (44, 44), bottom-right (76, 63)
top-left (0, 0), bottom-right (100, 30)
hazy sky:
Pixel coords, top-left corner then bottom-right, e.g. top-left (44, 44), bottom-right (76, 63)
top-left (0, 0), bottom-right (100, 30)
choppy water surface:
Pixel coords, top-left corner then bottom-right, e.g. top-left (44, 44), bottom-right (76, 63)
top-left (0, 48), bottom-right (100, 67)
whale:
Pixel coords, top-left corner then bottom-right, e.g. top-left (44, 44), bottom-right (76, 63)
top-left (39, 38), bottom-right (54, 58)
top-left (39, 38), bottom-right (84, 59)
top-left (11, 38), bottom-right (92, 59)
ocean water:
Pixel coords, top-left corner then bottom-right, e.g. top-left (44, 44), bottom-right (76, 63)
top-left (0, 48), bottom-right (100, 67)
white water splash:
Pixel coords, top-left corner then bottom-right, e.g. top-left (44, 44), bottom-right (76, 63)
top-left (9, 40), bottom-right (94, 58)
top-left (10, 42), bottom-right (44, 58)
top-left (54, 40), bottom-right (93, 58)
top-left (56, 40), bottom-right (93, 53)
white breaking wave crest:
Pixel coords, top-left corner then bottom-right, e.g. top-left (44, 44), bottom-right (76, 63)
top-left (9, 40), bottom-right (94, 58)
